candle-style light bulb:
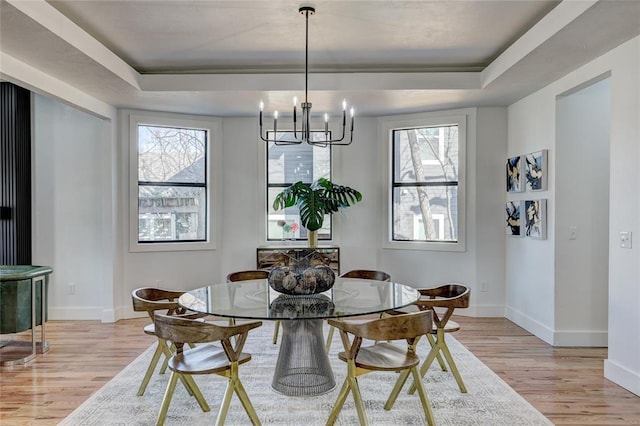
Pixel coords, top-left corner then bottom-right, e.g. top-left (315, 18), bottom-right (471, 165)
top-left (259, 101), bottom-right (264, 126)
top-left (324, 113), bottom-right (329, 134)
top-left (274, 111), bottom-right (278, 119)
top-left (350, 107), bottom-right (355, 131)
top-left (293, 97), bottom-right (297, 124)
top-left (342, 99), bottom-right (347, 110)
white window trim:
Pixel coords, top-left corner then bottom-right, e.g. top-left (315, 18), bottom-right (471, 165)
top-left (378, 110), bottom-right (468, 252)
top-left (127, 110), bottom-right (221, 252)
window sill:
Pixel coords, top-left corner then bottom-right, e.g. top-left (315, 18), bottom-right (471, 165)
top-left (129, 240), bottom-right (216, 253)
top-left (382, 240), bottom-right (466, 252)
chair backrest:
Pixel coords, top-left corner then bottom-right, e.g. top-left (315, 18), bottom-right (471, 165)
top-left (154, 313), bottom-right (262, 360)
top-left (226, 270), bottom-right (269, 282)
top-left (132, 287), bottom-right (187, 320)
top-left (417, 283), bottom-right (469, 308)
top-left (415, 283), bottom-right (470, 327)
top-left (329, 310), bottom-right (432, 342)
top-left (339, 269), bottom-right (391, 282)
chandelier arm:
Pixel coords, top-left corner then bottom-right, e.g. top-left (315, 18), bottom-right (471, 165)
top-left (257, 6), bottom-right (354, 147)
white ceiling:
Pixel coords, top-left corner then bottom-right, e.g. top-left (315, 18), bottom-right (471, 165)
top-left (1, 0), bottom-right (639, 117)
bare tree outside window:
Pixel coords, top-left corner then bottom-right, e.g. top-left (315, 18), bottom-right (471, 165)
top-left (392, 125), bottom-right (459, 242)
top-left (137, 125), bottom-right (207, 242)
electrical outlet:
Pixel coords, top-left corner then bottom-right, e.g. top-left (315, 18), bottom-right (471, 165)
top-left (620, 231), bottom-right (632, 249)
top-left (67, 283), bottom-right (76, 295)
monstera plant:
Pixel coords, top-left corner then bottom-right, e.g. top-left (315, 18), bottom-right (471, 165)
top-left (273, 177), bottom-right (362, 247)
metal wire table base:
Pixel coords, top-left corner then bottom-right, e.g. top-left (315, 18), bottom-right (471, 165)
top-left (272, 318), bottom-right (336, 396)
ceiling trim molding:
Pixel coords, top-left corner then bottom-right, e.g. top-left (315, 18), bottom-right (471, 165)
top-left (481, 0), bottom-right (598, 88)
top-left (0, 52), bottom-right (116, 120)
top-left (7, 0), bottom-right (141, 91)
top-left (139, 71), bottom-right (481, 92)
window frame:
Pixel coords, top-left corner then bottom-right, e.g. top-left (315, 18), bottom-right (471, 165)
top-left (258, 127), bottom-right (336, 245)
top-left (379, 111), bottom-right (467, 252)
top-left (128, 111), bottom-right (221, 252)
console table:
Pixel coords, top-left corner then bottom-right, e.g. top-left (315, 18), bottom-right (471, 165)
top-left (0, 265), bottom-right (53, 365)
top-left (256, 246), bottom-right (340, 274)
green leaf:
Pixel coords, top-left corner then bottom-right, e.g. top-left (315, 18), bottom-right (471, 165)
top-left (272, 178), bottom-right (362, 232)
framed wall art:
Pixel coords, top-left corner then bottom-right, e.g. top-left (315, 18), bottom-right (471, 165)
top-left (505, 201), bottom-right (523, 236)
top-left (524, 199), bottom-right (546, 239)
top-left (506, 155), bottom-right (524, 193)
top-left (524, 150), bottom-right (548, 191)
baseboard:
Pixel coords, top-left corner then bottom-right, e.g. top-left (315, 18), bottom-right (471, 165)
top-left (506, 306), bottom-right (608, 347)
top-left (505, 306), bottom-right (554, 345)
top-left (463, 304), bottom-right (506, 317)
top-left (553, 330), bottom-right (608, 347)
top-left (49, 307), bottom-right (103, 321)
top-left (604, 359), bottom-right (640, 396)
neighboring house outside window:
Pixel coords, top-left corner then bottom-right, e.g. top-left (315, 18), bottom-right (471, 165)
top-left (266, 131), bottom-right (332, 242)
top-left (128, 111), bottom-right (220, 252)
top-left (381, 112), bottom-right (466, 252)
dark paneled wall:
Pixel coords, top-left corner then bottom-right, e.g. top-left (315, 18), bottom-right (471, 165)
top-left (1, 82), bottom-right (32, 265)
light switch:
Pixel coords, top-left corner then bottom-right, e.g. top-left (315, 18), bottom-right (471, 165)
top-left (568, 226), bottom-right (578, 240)
top-left (620, 231), bottom-right (632, 249)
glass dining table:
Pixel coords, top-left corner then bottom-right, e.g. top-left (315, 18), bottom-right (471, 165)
top-left (179, 277), bottom-right (419, 397)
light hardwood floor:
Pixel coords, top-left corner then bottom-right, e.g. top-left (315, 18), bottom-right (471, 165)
top-left (1, 317), bottom-right (639, 425)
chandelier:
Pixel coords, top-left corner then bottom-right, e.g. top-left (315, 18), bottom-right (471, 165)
top-left (259, 6), bottom-right (354, 146)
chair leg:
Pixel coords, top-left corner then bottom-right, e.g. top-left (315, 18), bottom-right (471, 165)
top-left (181, 375), bottom-right (210, 411)
top-left (348, 374), bottom-right (368, 426)
top-left (384, 369), bottom-right (411, 410)
top-left (138, 340), bottom-right (165, 396)
top-left (410, 366), bottom-right (436, 425)
top-left (325, 325), bottom-right (335, 353)
top-left (409, 329), bottom-right (467, 394)
top-left (272, 320), bottom-right (280, 344)
top-left (159, 340), bottom-right (173, 374)
top-left (216, 379), bottom-right (235, 426)
top-left (438, 334), bottom-right (467, 393)
top-left (155, 371), bottom-right (179, 426)
top-left (326, 378), bottom-right (351, 425)
top-left (232, 376), bottom-right (261, 425)
top-left (426, 333), bottom-right (448, 371)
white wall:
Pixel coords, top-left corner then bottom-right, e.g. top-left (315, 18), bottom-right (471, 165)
top-left (506, 36), bottom-right (640, 395)
top-left (32, 94), bottom-right (109, 319)
top-left (555, 77), bottom-right (610, 346)
top-left (377, 108), bottom-right (507, 317)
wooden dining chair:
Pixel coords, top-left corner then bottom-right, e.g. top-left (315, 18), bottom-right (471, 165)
top-left (153, 313), bottom-right (263, 426)
top-left (325, 269), bottom-right (391, 352)
top-left (326, 310), bottom-right (435, 426)
top-left (132, 287), bottom-right (203, 396)
top-left (226, 270), bottom-right (279, 343)
top-left (392, 283), bottom-right (471, 394)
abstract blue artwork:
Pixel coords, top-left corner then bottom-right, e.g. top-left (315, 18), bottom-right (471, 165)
top-left (525, 199), bottom-right (546, 239)
top-left (505, 201), bottom-right (523, 236)
top-left (506, 155), bottom-right (524, 193)
top-left (525, 150), bottom-right (547, 191)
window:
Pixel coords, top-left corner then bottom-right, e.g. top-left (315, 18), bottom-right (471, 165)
top-left (266, 131), bottom-right (332, 241)
top-left (381, 112), bottom-right (467, 251)
top-left (128, 112), bottom-right (220, 252)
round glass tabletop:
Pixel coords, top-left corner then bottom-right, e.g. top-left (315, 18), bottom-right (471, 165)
top-left (179, 278), bottom-right (419, 321)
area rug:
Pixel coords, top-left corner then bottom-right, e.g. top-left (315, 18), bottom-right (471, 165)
top-left (60, 321), bottom-right (552, 425)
